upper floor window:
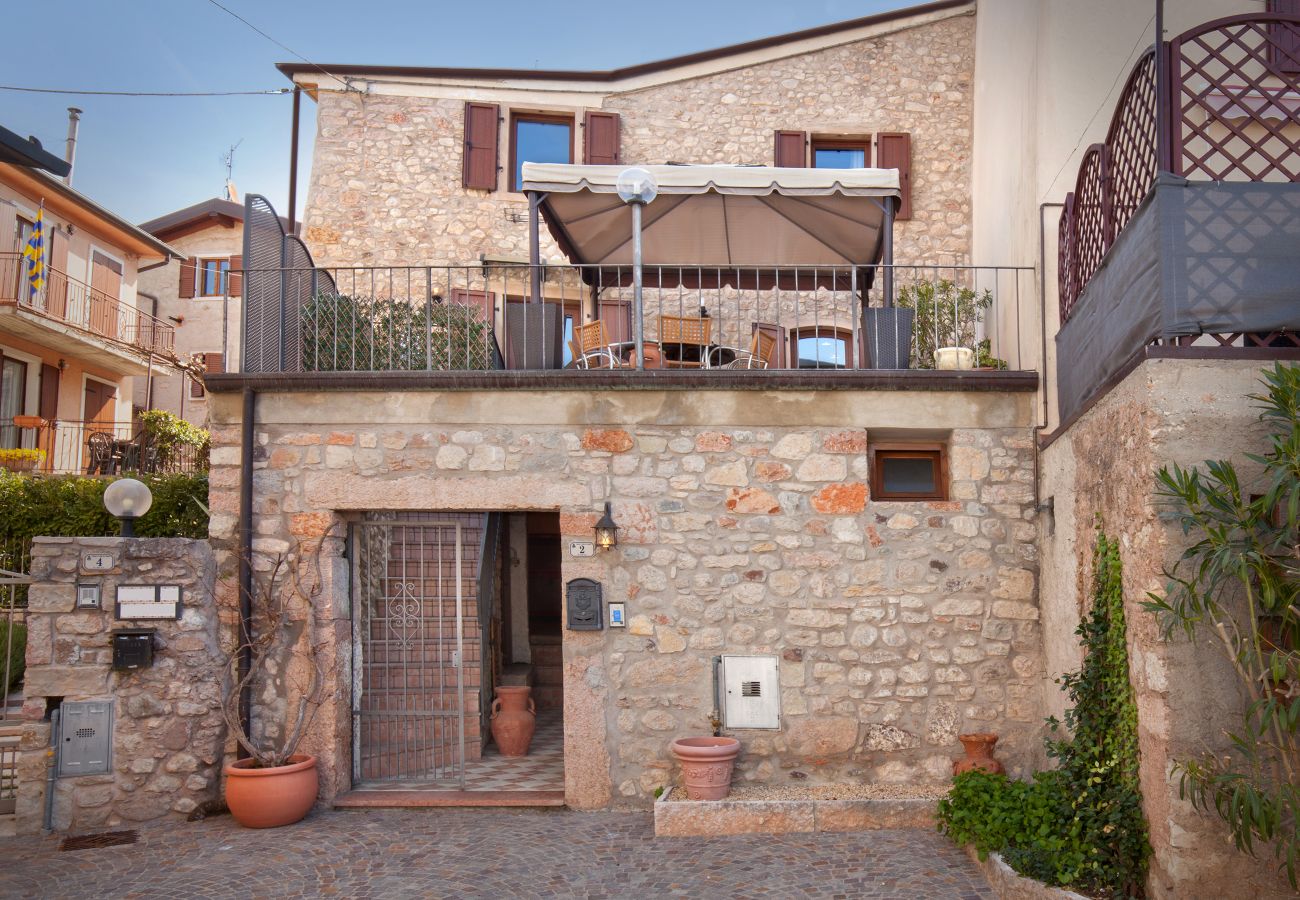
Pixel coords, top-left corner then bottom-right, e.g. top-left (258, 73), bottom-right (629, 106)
top-left (198, 258), bottom-right (230, 297)
top-left (510, 114), bottom-right (573, 192)
top-left (790, 326), bottom-right (854, 369)
top-left (812, 139), bottom-right (870, 169)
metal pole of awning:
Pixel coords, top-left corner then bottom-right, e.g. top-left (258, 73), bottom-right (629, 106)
top-left (883, 195), bottom-right (896, 308)
top-left (632, 200), bottom-right (645, 371)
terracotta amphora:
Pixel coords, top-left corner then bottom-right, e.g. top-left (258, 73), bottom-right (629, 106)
top-left (490, 685), bottom-right (537, 757)
top-left (953, 732), bottom-right (1005, 776)
top-left (670, 736), bottom-right (741, 800)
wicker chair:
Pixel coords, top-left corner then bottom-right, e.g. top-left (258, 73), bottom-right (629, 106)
top-left (659, 315), bottom-right (713, 368)
top-left (86, 431), bottom-right (118, 476)
top-left (570, 321), bottom-right (623, 369)
top-left (716, 330), bottom-right (778, 369)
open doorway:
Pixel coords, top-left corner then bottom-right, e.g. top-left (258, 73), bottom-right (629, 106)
top-left (350, 510), bottom-right (563, 799)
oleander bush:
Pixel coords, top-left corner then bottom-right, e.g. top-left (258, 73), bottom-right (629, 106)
top-left (301, 292), bottom-right (494, 371)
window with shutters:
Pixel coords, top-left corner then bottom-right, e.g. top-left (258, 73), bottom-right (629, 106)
top-left (812, 137), bottom-right (872, 169)
top-left (1269, 0), bottom-right (1300, 73)
top-left (190, 352), bottom-right (223, 399)
top-left (195, 258), bottom-right (230, 297)
top-left (510, 113), bottom-right (574, 192)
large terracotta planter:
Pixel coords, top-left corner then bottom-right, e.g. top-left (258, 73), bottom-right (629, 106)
top-left (224, 754), bottom-right (318, 828)
top-left (953, 733), bottom-right (1005, 776)
top-left (490, 685), bottom-right (536, 757)
top-left (670, 736), bottom-right (741, 800)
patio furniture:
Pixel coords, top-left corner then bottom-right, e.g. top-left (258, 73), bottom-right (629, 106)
top-left (659, 315), bottom-right (713, 368)
top-left (86, 431), bottom-right (119, 475)
top-left (713, 330), bottom-right (778, 369)
top-left (570, 321), bottom-right (624, 369)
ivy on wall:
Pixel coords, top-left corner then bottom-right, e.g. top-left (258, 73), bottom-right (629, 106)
top-left (938, 529), bottom-right (1149, 898)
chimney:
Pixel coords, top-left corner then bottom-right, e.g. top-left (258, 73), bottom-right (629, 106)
top-left (64, 107), bottom-right (82, 186)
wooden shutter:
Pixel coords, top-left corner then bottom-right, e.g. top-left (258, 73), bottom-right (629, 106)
top-left (751, 322), bottom-right (786, 369)
top-left (877, 133), bottom-right (913, 220)
top-left (206, 352), bottom-right (225, 374)
top-left (190, 354), bottom-right (207, 399)
top-left (1270, 1), bottom-right (1300, 73)
top-left (598, 299), bottom-right (632, 343)
top-left (227, 255), bottom-right (242, 298)
top-left (38, 364), bottom-right (59, 420)
top-left (450, 288), bottom-right (496, 323)
top-left (178, 257), bottom-right (197, 298)
top-left (463, 102), bottom-right (500, 191)
top-left (774, 130), bottom-right (807, 167)
top-left (583, 111), bottom-right (621, 165)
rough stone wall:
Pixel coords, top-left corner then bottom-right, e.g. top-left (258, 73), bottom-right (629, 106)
top-left (301, 12), bottom-right (975, 270)
top-left (207, 385), bottom-right (1042, 808)
top-left (1040, 358), bottom-right (1294, 900)
top-left (15, 538), bottom-right (224, 834)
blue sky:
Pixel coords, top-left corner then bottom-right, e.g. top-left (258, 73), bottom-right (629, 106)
top-left (0, 0), bottom-right (913, 226)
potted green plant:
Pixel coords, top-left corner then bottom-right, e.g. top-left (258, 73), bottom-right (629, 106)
top-left (894, 279), bottom-right (994, 370)
top-left (222, 541), bottom-right (334, 828)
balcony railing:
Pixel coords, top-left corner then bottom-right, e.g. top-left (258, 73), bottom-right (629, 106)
top-left (1058, 11), bottom-right (1300, 321)
top-left (0, 252), bottom-right (175, 355)
top-left (0, 419), bottom-right (206, 476)
top-left (232, 263), bottom-right (1036, 376)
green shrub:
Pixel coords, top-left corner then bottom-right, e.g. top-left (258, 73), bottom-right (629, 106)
top-left (894, 278), bottom-right (993, 368)
top-left (301, 292), bottom-right (493, 371)
top-left (938, 530), bottom-right (1149, 898)
top-left (137, 409), bottom-right (210, 470)
top-left (0, 618), bottom-right (25, 693)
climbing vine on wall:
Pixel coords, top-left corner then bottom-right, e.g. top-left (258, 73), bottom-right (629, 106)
top-left (938, 528), bottom-right (1149, 898)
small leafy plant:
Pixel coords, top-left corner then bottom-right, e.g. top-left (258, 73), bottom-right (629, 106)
top-left (137, 409), bottom-right (210, 471)
top-left (894, 278), bottom-right (993, 369)
top-left (301, 292), bottom-right (494, 372)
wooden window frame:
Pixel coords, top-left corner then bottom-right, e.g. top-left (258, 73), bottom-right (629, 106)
top-left (509, 112), bottom-right (575, 193)
top-left (870, 442), bottom-right (949, 501)
top-left (811, 137), bottom-right (873, 169)
top-left (196, 257), bottom-right (230, 298)
top-left (788, 325), bottom-right (855, 369)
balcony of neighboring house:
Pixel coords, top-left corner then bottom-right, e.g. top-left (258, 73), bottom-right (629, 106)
top-left (1055, 9), bottom-right (1300, 423)
top-left (0, 417), bottom-right (206, 478)
top-left (0, 251), bottom-right (176, 376)
top-left (215, 174), bottom-right (1038, 389)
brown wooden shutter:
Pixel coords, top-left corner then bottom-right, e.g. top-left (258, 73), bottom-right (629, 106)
top-left (598, 299), bottom-right (632, 343)
top-left (190, 354), bottom-right (206, 399)
top-left (450, 288), bottom-right (496, 323)
top-left (206, 352), bottom-right (225, 374)
top-left (178, 257), bottom-right (197, 298)
top-left (38, 363), bottom-right (59, 420)
top-left (227, 255), bottom-right (242, 298)
top-left (583, 111), bottom-right (621, 165)
top-left (876, 133), bottom-right (913, 220)
top-left (774, 130), bottom-right (807, 167)
top-left (1270, 1), bottom-right (1300, 73)
top-left (751, 322), bottom-right (786, 369)
top-left (463, 102), bottom-right (500, 191)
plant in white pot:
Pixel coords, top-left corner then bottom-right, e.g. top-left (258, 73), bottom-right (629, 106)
top-left (895, 279), bottom-right (993, 370)
top-left (221, 538), bottom-right (337, 828)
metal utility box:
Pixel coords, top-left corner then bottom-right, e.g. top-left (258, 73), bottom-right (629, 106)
top-left (721, 655), bottom-right (781, 729)
top-left (111, 628), bottom-right (156, 671)
top-left (57, 700), bottom-right (113, 777)
top-left (565, 578), bottom-right (603, 630)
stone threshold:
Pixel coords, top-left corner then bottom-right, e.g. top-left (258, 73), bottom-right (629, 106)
top-left (334, 789), bottom-right (565, 809)
top-left (965, 847), bottom-right (1091, 900)
top-left (653, 787), bottom-right (936, 836)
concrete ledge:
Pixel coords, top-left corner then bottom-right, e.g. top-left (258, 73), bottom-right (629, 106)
top-left (334, 789), bottom-right (565, 809)
top-left (965, 847), bottom-right (1090, 900)
top-left (653, 787), bottom-right (936, 836)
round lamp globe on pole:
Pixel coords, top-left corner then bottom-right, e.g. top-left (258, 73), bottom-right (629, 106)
top-left (103, 478), bottom-right (153, 537)
top-left (615, 167), bottom-right (658, 205)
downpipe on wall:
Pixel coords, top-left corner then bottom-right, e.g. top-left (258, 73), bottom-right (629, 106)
top-left (237, 387), bottom-right (255, 755)
top-left (1034, 201), bottom-right (1065, 534)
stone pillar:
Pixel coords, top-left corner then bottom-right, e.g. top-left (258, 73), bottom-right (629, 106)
top-left (15, 537), bottom-right (224, 834)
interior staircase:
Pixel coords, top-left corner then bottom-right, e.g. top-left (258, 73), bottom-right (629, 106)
top-left (529, 634), bottom-right (563, 710)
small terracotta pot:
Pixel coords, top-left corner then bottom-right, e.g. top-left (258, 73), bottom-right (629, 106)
top-left (953, 732), bottom-right (1005, 776)
top-left (670, 736), bottom-right (741, 800)
top-left (224, 754), bottom-right (318, 828)
top-left (490, 685), bottom-right (537, 757)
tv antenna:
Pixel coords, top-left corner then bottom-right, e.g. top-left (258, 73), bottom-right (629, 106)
top-left (222, 139), bottom-right (243, 201)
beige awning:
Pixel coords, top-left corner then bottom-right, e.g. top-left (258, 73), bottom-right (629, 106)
top-left (521, 163), bottom-right (899, 271)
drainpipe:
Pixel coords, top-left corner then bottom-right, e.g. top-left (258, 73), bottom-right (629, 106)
top-left (1035, 201), bottom-right (1065, 523)
top-left (42, 707), bottom-right (60, 832)
top-left (710, 656), bottom-right (723, 736)
top-left (140, 291), bottom-right (159, 411)
top-left (63, 108), bottom-right (81, 187)
top-left (237, 386), bottom-right (255, 755)
top-left (288, 86), bottom-right (301, 234)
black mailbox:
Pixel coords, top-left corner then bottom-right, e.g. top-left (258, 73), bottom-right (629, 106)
top-left (565, 578), bottom-right (603, 631)
top-left (111, 629), bottom-right (156, 671)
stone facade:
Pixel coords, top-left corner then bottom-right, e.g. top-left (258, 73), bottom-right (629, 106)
top-left (15, 537), bottom-right (224, 834)
top-left (1040, 358), bottom-right (1296, 900)
top-left (301, 10), bottom-right (975, 271)
top-left (207, 384), bottom-right (1043, 808)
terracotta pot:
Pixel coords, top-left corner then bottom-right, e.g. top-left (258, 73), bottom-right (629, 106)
top-left (490, 685), bottom-right (536, 757)
top-left (670, 736), bottom-right (741, 800)
top-left (953, 732), bottom-right (1005, 776)
top-left (224, 754), bottom-right (318, 828)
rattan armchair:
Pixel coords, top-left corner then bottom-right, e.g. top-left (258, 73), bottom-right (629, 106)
top-left (570, 321), bottom-right (624, 369)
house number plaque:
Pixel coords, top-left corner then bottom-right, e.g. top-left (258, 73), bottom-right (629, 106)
top-left (565, 578), bottom-right (603, 631)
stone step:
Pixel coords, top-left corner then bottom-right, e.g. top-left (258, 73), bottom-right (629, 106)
top-left (529, 643), bottom-right (562, 666)
top-left (334, 789), bottom-right (564, 809)
top-left (532, 664), bottom-right (562, 686)
top-left (653, 788), bottom-right (937, 837)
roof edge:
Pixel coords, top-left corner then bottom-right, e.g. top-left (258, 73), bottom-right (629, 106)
top-left (276, 0), bottom-right (972, 84)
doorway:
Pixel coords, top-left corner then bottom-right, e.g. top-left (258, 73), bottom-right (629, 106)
top-left (351, 511), bottom-right (564, 796)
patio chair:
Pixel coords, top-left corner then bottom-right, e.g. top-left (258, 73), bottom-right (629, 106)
top-left (659, 315), bottom-right (713, 368)
top-left (714, 329), bottom-right (778, 369)
top-left (570, 321), bottom-right (624, 369)
top-left (86, 431), bottom-right (118, 476)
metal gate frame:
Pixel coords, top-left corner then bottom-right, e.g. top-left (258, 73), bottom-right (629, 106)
top-left (350, 518), bottom-right (466, 787)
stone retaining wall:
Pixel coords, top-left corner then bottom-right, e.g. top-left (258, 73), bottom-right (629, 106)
top-left (15, 538), bottom-right (224, 834)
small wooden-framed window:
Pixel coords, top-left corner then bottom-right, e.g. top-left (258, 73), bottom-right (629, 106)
top-left (196, 258), bottom-right (230, 297)
top-left (812, 137), bottom-right (872, 169)
top-left (789, 325), bottom-right (855, 369)
top-left (870, 442), bottom-right (948, 501)
top-left (509, 113), bottom-right (574, 192)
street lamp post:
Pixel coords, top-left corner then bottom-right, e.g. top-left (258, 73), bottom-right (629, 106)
top-left (616, 167), bottom-right (658, 371)
top-left (103, 478), bottom-right (153, 538)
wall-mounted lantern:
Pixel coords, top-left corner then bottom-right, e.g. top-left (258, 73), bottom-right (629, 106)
top-left (103, 478), bottom-right (152, 537)
top-left (594, 502), bottom-right (618, 551)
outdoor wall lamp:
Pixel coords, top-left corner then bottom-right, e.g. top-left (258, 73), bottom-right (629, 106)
top-left (594, 502), bottom-right (618, 551)
top-left (103, 478), bottom-right (152, 537)
top-left (616, 166), bottom-right (658, 371)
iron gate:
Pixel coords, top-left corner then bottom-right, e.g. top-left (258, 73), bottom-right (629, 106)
top-left (352, 516), bottom-right (473, 786)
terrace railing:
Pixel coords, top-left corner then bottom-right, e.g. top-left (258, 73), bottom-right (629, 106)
top-left (0, 252), bottom-right (175, 355)
top-left (1058, 11), bottom-right (1300, 322)
top-left (229, 263), bottom-right (1035, 375)
top-left (0, 419), bottom-right (207, 477)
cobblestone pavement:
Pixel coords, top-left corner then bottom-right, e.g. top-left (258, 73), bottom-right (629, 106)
top-left (0, 808), bottom-right (991, 899)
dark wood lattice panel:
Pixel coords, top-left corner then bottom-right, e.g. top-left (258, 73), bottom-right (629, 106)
top-left (1058, 193), bottom-right (1078, 321)
top-left (1157, 331), bottom-right (1300, 348)
top-left (1068, 145), bottom-right (1111, 311)
top-left (1106, 49), bottom-right (1159, 234)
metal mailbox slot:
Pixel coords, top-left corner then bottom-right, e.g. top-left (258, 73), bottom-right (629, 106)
top-left (721, 655), bottom-right (781, 729)
top-left (565, 578), bottom-right (603, 631)
top-left (58, 700), bottom-right (113, 777)
top-left (111, 628), bottom-right (156, 671)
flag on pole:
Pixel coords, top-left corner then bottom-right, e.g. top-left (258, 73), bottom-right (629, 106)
top-left (21, 204), bottom-right (45, 303)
